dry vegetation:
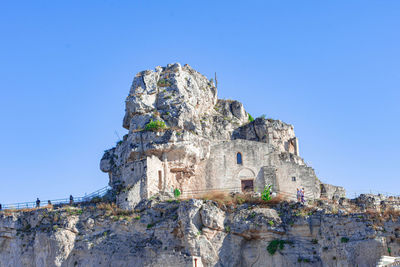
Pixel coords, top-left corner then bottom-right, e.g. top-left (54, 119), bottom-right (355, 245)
top-left (95, 203), bottom-right (137, 221)
top-left (181, 190), bottom-right (285, 208)
top-left (0, 205), bottom-right (54, 216)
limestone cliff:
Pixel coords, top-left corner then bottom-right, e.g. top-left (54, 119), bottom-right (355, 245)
top-left (0, 195), bottom-right (399, 267)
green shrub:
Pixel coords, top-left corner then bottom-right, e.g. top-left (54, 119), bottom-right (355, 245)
top-left (311, 239), bottom-right (318, 244)
top-left (297, 257), bottom-right (311, 263)
top-left (22, 224), bottom-right (31, 232)
top-left (248, 114), bottom-right (254, 122)
top-left (340, 237), bottom-right (349, 243)
top-left (267, 240), bottom-right (287, 255)
top-left (268, 220), bottom-right (274, 226)
top-left (261, 185), bottom-right (272, 202)
top-left (224, 225), bottom-right (231, 233)
top-left (66, 208), bottom-right (83, 216)
top-left (174, 189), bottom-right (181, 198)
top-left (157, 79), bottom-right (171, 87)
top-left (147, 224), bottom-right (154, 229)
top-left (145, 120), bottom-right (166, 132)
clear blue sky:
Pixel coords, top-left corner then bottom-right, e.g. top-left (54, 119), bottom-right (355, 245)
top-left (1, 1), bottom-right (399, 204)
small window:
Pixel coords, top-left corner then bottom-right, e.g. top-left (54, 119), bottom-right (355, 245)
top-left (292, 176), bottom-right (296, 182)
top-left (237, 152), bottom-right (243, 165)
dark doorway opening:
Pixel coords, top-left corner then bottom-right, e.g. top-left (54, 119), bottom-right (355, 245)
top-left (158, 171), bottom-right (162, 190)
top-left (241, 179), bottom-right (254, 192)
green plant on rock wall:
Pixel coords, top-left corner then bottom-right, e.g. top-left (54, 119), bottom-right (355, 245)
top-left (261, 184), bottom-right (272, 202)
top-left (267, 239), bottom-right (287, 255)
top-left (144, 120), bottom-right (166, 132)
top-left (248, 114), bottom-right (255, 122)
top-left (340, 237), bottom-right (349, 243)
top-left (157, 78), bottom-right (171, 87)
top-left (174, 188), bottom-right (181, 198)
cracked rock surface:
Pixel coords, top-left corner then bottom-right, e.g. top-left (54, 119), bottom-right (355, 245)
top-left (0, 198), bottom-right (398, 267)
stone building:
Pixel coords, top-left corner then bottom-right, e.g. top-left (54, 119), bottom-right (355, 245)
top-left (100, 63), bottom-right (344, 209)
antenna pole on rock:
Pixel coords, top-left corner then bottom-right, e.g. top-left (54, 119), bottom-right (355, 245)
top-left (215, 72), bottom-right (218, 89)
top-left (114, 131), bottom-right (121, 141)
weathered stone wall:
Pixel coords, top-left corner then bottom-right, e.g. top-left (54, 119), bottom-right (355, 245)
top-left (204, 140), bottom-right (273, 192)
top-left (274, 152), bottom-right (321, 200)
top-left (146, 155), bottom-right (164, 197)
top-left (202, 139), bottom-right (321, 200)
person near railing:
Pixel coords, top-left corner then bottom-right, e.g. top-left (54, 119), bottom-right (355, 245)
top-left (300, 188), bottom-right (305, 205)
top-left (36, 198), bottom-right (40, 208)
top-left (69, 195), bottom-right (74, 205)
top-left (0, 204), bottom-right (2, 210)
top-left (296, 188), bottom-right (301, 202)
top-left (48, 200), bottom-right (52, 206)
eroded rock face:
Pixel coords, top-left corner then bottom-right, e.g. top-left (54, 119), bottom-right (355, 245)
top-left (0, 199), bottom-right (398, 267)
top-left (123, 64), bottom-right (218, 131)
top-left (232, 118), bottom-right (297, 154)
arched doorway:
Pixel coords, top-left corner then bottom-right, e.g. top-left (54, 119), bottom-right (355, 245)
top-left (238, 168), bottom-right (255, 193)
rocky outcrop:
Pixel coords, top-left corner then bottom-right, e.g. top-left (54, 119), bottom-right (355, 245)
top-left (232, 118), bottom-right (297, 154)
top-left (100, 63), bottom-right (344, 209)
top-left (0, 198), bottom-right (398, 267)
top-left (320, 183), bottom-right (346, 201)
top-left (100, 64), bottom-right (254, 199)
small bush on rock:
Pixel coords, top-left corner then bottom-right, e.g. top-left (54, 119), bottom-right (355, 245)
top-left (145, 120), bottom-right (166, 132)
top-left (248, 114), bottom-right (254, 122)
top-left (340, 237), bottom-right (349, 243)
top-left (157, 79), bottom-right (171, 87)
top-left (174, 189), bottom-right (181, 198)
top-left (261, 185), bottom-right (272, 202)
top-left (267, 239), bottom-right (288, 255)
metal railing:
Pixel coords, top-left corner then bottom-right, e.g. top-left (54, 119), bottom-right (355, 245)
top-left (180, 187), bottom-right (315, 201)
top-left (1, 186), bottom-right (111, 210)
top-left (180, 187), bottom-right (400, 207)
